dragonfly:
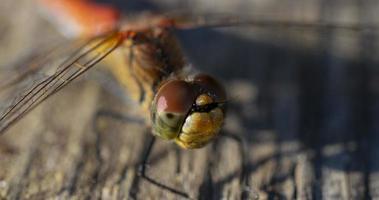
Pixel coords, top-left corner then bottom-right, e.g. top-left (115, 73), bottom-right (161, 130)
top-left (1, 0), bottom-right (378, 198)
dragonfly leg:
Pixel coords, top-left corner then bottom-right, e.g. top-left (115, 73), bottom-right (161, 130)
top-left (136, 135), bottom-right (191, 198)
top-left (92, 110), bottom-right (190, 198)
top-left (220, 132), bottom-right (251, 199)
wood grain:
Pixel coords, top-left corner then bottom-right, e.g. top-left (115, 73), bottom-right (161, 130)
top-left (1, 0), bottom-right (378, 199)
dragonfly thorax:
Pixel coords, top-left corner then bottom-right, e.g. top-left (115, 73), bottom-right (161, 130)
top-left (151, 74), bottom-right (226, 149)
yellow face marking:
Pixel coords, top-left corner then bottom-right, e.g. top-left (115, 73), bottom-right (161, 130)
top-left (175, 107), bottom-right (224, 149)
top-left (195, 94), bottom-right (213, 106)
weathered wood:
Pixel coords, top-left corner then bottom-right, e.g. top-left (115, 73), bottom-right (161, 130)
top-left (1, 0), bottom-right (379, 199)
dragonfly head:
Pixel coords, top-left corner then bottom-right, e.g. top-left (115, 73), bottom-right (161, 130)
top-left (151, 74), bottom-right (226, 149)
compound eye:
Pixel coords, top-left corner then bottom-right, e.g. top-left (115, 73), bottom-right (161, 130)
top-left (151, 80), bottom-right (197, 140)
top-left (155, 80), bottom-right (197, 114)
top-left (193, 74), bottom-right (226, 102)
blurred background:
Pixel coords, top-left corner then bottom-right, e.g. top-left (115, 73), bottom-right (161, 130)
top-left (0, 0), bottom-right (378, 199)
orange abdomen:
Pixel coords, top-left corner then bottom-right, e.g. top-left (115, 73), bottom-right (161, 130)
top-left (39, 0), bottom-right (120, 37)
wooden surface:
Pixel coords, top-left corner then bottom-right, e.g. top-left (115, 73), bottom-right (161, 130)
top-left (1, 0), bottom-right (379, 199)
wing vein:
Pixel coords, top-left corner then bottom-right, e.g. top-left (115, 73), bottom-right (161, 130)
top-left (0, 32), bottom-right (123, 134)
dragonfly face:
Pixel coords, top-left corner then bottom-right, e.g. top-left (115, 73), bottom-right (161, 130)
top-left (151, 74), bottom-right (226, 149)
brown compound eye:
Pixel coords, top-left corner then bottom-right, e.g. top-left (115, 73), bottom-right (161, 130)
top-left (151, 80), bottom-right (197, 140)
top-left (193, 74), bottom-right (227, 103)
top-left (155, 80), bottom-right (196, 114)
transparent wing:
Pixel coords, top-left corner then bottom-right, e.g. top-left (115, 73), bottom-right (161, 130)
top-left (0, 32), bottom-right (123, 134)
top-left (0, 40), bottom-right (85, 92)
